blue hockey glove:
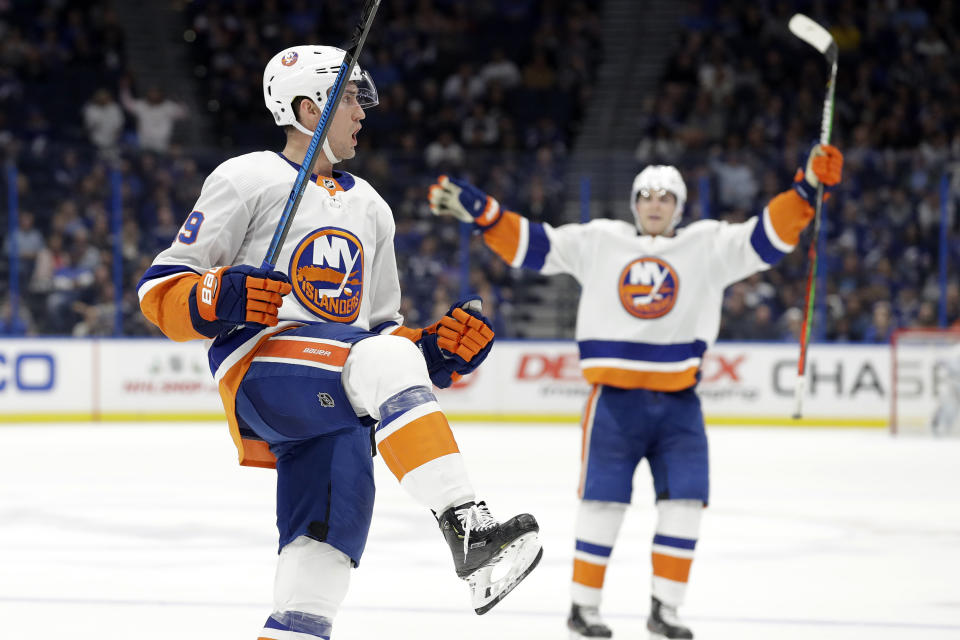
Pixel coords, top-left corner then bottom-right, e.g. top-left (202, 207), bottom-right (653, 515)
top-left (188, 264), bottom-right (292, 338)
top-left (418, 297), bottom-right (496, 388)
top-left (428, 175), bottom-right (503, 229)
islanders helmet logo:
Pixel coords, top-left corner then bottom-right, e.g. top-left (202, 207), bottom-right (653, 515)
top-left (289, 227), bottom-right (364, 322)
top-left (281, 51), bottom-right (299, 66)
top-left (618, 257), bottom-right (679, 319)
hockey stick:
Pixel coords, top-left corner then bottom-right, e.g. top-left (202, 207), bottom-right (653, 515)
top-left (262, 0), bottom-right (382, 269)
top-left (789, 13), bottom-right (838, 418)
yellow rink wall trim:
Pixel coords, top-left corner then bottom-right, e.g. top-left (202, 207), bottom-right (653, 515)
top-left (0, 412), bottom-right (887, 428)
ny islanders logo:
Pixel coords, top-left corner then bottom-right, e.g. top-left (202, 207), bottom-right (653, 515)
top-left (281, 51), bottom-right (299, 66)
top-left (618, 257), bottom-right (679, 319)
top-left (290, 227), bottom-right (364, 322)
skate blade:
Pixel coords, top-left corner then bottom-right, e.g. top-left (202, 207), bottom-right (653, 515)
top-left (570, 630), bottom-right (612, 640)
top-left (465, 531), bottom-right (542, 615)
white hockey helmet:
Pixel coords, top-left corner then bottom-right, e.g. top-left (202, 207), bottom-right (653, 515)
top-left (263, 45), bottom-right (378, 160)
top-left (630, 165), bottom-right (687, 234)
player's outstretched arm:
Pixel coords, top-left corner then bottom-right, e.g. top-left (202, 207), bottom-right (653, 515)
top-left (139, 264), bottom-right (292, 341)
top-left (429, 175), bottom-right (534, 266)
top-left (386, 297), bottom-right (495, 389)
top-left (766, 143), bottom-right (843, 247)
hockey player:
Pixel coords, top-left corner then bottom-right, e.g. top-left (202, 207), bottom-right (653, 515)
top-left (429, 145), bottom-right (843, 639)
top-left (931, 342), bottom-right (960, 435)
top-left (137, 46), bottom-right (541, 639)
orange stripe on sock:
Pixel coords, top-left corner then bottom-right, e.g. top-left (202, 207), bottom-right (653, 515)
top-left (256, 338), bottom-right (350, 367)
top-left (652, 552), bottom-right (693, 583)
top-left (572, 558), bottom-right (607, 589)
top-left (377, 411), bottom-right (460, 481)
top-left (482, 210), bottom-right (523, 264)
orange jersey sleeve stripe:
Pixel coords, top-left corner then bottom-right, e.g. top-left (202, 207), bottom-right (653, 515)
top-left (256, 339), bottom-right (350, 367)
top-left (139, 273), bottom-right (207, 342)
top-left (766, 189), bottom-right (814, 246)
top-left (388, 325), bottom-right (424, 342)
top-left (582, 366), bottom-right (699, 392)
top-left (482, 210), bottom-right (524, 264)
top-left (572, 558), bottom-right (608, 589)
top-left (376, 411), bottom-right (460, 482)
top-left (651, 552), bottom-right (693, 583)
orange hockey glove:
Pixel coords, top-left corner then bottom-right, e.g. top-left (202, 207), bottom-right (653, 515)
top-left (793, 143), bottom-right (843, 206)
top-left (189, 265), bottom-right (292, 338)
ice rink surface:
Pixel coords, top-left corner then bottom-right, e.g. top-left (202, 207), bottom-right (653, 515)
top-left (1, 421), bottom-right (959, 640)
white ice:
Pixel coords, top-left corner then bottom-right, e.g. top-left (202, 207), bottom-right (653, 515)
top-left (1, 422), bottom-right (959, 639)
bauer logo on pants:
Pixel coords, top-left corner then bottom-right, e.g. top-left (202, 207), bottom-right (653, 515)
top-left (290, 227), bottom-right (364, 322)
top-left (618, 257), bottom-right (679, 319)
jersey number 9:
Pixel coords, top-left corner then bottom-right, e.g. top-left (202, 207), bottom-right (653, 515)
top-left (178, 211), bottom-right (205, 244)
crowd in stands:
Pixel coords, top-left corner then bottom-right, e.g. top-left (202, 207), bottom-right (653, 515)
top-left (638, 0), bottom-right (960, 341)
top-left (1, 0), bottom-right (958, 343)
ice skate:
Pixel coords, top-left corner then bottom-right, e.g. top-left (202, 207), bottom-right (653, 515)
top-left (437, 500), bottom-right (542, 614)
top-left (567, 603), bottom-right (613, 639)
top-left (647, 596), bottom-right (693, 639)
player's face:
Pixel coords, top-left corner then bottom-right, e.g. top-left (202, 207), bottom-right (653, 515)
top-left (635, 189), bottom-right (676, 236)
top-left (328, 83), bottom-right (365, 160)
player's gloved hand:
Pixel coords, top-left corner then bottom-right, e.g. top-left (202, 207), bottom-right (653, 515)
top-left (428, 175), bottom-right (503, 229)
top-left (188, 265), bottom-right (292, 338)
top-left (792, 143), bottom-right (843, 207)
top-left (418, 297), bottom-right (496, 388)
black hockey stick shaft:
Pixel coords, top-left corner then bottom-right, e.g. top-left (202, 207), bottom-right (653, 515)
top-left (790, 14), bottom-right (838, 417)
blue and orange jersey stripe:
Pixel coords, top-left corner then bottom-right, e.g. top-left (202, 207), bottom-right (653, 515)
top-left (578, 339), bottom-right (706, 392)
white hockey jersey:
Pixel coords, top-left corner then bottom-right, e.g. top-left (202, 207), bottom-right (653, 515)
top-left (480, 192), bottom-right (807, 391)
top-left (138, 151), bottom-right (403, 379)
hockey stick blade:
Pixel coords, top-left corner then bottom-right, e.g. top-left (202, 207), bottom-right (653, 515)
top-left (262, 0), bottom-right (382, 268)
top-left (789, 13), bottom-right (838, 64)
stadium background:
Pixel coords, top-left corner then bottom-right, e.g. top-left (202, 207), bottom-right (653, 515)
top-left (1, 0), bottom-right (956, 343)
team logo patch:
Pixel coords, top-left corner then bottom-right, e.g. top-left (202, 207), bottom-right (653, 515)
top-left (281, 51), bottom-right (299, 66)
top-left (618, 257), bottom-right (679, 319)
top-left (289, 227), bottom-right (364, 322)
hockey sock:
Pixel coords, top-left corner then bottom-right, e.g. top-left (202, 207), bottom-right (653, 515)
top-left (263, 536), bottom-right (350, 640)
top-left (259, 612), bottom-right (332, 640)
top-left (571, 500), bottom-right (627, 607)
top-left (651, 499), bottom-right (703, 607)
top-left (375, 385), bottom-right (474, 513)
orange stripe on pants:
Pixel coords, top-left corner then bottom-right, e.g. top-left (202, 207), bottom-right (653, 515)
top-left (377, 411), bottom-right (460, 482)
top-left (652, 552), bottom-right (693, 583)
top-left (572, 558), bottom-right (607, 589)
top-left (577, 385), bottom-right (600, 498)
top-left (256, 338), bottom-right (350, 367)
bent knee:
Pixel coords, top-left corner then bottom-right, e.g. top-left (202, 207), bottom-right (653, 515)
top-left (343, 335), bottom-right (431, 416)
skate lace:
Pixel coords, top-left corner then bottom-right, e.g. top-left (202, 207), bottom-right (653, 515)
top-left (579, 605), bottom-right (606, 627)
top-left (659, 602), bottom-right (683, 627)
top-left (456, 502), bottom-right (498, 561)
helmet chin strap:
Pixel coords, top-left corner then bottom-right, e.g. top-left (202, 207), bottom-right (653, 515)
top-left (292, 121), bottom-right (341, 164)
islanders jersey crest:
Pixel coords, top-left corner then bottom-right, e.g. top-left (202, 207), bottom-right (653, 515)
top-left (618, 257), bottom-right (679, 319)
top-left (290, 227), bottom-right (364, 322)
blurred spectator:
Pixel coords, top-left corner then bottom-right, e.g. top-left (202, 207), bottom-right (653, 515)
top-left (120, 81), bottom-right (186, 153)
top-left (425, 129), bottom-right (465, 169)
top-left (83, 88), bottom-right (124, 156)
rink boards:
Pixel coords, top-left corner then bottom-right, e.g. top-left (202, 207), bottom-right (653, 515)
top-left (0, 338), bottom-right (931, 427)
